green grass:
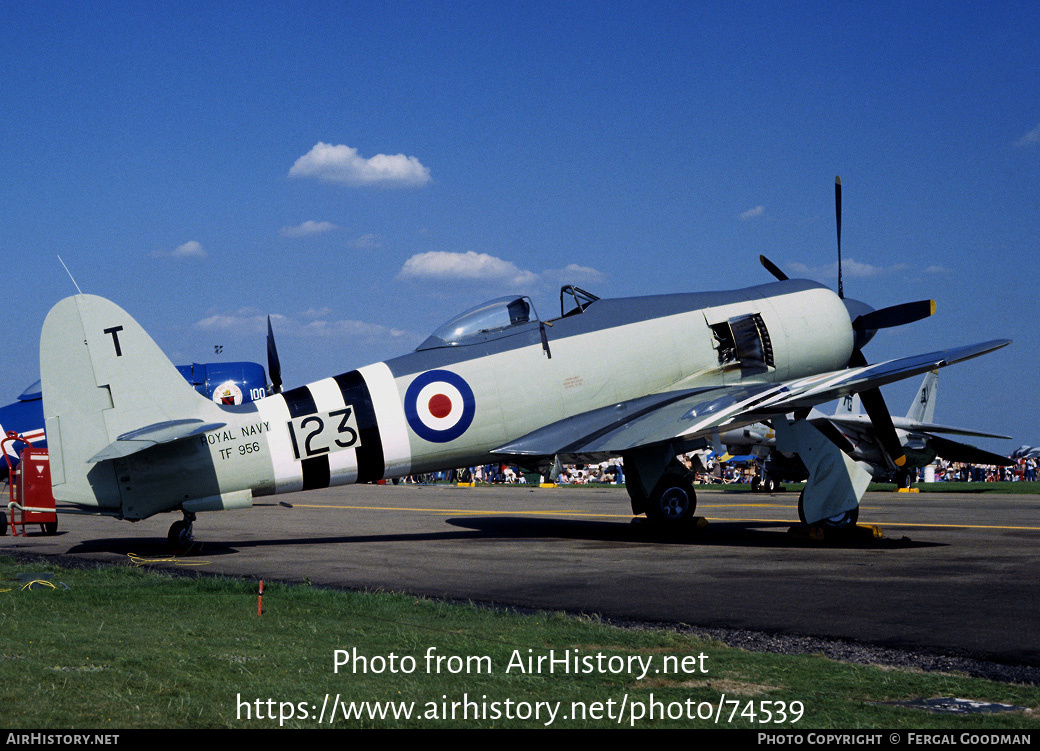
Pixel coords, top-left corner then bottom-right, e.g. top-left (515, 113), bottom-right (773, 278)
top-left (2, 557), bottom-right (1039, 729)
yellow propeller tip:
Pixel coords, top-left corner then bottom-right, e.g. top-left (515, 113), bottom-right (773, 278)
top-left (929, 300), bottom-right (937, 316)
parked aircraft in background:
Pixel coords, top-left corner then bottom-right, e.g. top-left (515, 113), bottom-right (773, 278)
top-left (721, 370), bottom-right (1013, 490)
top-left (33, 179), bottom-right (1012, 545)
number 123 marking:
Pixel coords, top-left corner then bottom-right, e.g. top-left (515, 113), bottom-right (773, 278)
top-left (287, 407), bottom-right (362, 461)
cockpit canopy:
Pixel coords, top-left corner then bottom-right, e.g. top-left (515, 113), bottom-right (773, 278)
top-left (416, 296), bottom-right (540, 350)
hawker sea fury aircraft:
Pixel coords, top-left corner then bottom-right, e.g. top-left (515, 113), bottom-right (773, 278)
top-left (35, 181), bottom-right (1011, 545)
top-left (39, 277), bottom-right (1008, 545)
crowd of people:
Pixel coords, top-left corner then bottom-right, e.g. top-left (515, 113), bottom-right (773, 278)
top-left (393, 453), bottom-right (1039, 487)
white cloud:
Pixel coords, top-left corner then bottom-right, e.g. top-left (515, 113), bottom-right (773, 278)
top-left (352, 233), bottom-right (384, 249)
top-left (173, 240), bottom-right (206, 257)
top-left (280, 220), bottom-right (338, 238)
top-left (194, 308), bottom-right (409, 341)
top-left (542, 263), bottom-right (606, 285)
top-left (152, 240), bottom-right (206, 259)
top-left (194, 308), bottom-right (273, 335)
top-left (398, 251), bottom-right (540, 286)
top-left (289, 142), bottom-right (431, 187)
top-left (843, 259), bottom-right (908, 277)
top-left (786, 258), bottom-right (907, 281)
top-left (299, 318), bottom-right (400, 338)
top-left (924, 265), bottom-right (950, 274)
top-left (740, 205), bottom-right (765, 221)
top-left (1014, 123), bottom-right (1040, 147)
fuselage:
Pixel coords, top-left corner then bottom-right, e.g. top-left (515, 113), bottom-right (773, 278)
top-left (51, 280), bottom-right (857, 520)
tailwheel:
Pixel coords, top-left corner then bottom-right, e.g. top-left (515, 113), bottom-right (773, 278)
top-left (797, 490), bottom-right (859, 529)
top-left (646, 475), bottom-right (697, 527)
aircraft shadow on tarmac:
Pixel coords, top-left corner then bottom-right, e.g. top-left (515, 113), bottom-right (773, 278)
top-left (441, 516), bottom-right (942, 550)
top-left (63, 515), bottom-right (942, 557)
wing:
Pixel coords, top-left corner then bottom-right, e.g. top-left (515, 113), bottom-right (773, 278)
top-left (924, 434), bottom-right (1014, 466)
top-left (822, 413), bottom-right (1011, 441)
top-left (894, 421), bottom-right (1011, 440)
top-left (494, 340), bottom-right (1009, 461)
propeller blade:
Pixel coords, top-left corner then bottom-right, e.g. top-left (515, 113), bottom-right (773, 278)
top-left (759, 255), bottom-right (789, 281)
top-left (859, 386), bottom-right (907, 468)
top-left (266, 315), bottom-right (283, 395)
top-left (853, 300), bottom-right (936, 331)
top-left (835, 176), bottom-right (843, 299)
top-left (848, 349), bottom-right (907, 468)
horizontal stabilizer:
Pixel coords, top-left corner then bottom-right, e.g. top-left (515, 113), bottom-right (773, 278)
top-left (89, 419), bottom-right (227, 462)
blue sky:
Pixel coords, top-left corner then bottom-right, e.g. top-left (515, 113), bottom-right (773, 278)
top-left (2, 1), bottom-right (1037, 452)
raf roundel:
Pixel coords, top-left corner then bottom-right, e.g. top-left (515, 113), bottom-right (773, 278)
top-left (404, 370), bottom-right (476, 443)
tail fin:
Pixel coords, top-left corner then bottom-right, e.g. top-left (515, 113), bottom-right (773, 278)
top-left (41, 295), bottom-right (222, 509)
top-left (834, 392), bottom-right (861, 416)
top-left (906, 370), bottom-right (938, 423)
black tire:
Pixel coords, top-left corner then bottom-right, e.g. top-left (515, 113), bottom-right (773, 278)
top-left (896, 471), bottom-right (913, 489)
top-left (646, 475), bottom-right (697, 526)
top-left (751, 476), bottom-right (761, 492)
top-left (798, 490), bottom-right (859, 528)
top-left (43, 520), bottom-right (57, 535)
top-left (0, 511), bottom-right (6, 536)
top-left (167, 519), bottom-right (193, 548)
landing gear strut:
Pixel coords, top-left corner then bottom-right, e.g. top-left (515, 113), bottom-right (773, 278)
top-left (167, 511), bottom-right (196, 549)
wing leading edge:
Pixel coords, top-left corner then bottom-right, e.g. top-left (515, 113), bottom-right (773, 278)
top-left (493, 340), bottom-right (1010, 461)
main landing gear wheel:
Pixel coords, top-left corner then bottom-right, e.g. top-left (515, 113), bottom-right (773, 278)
top-left (896, 471), bottom-right (913, 489)
top-left (646, 475), bottom-right (697, 527)
top-left (797, 490), bottom-right (859, 529)
top-left (167, 518), bottom-right (195, 549)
